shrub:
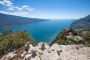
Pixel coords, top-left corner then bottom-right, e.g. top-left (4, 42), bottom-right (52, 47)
top-left (50, 29), bottom-right (86, 46)
top-left (0, 30), bottom-right (37, 57)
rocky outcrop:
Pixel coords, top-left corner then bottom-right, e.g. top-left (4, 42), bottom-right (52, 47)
top-left (0, 42), bottom-right (90, 60)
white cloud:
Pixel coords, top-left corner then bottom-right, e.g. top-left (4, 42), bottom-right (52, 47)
top-left (0, 0), bottom-right (35, 19)
top-left (12, 11), bottom-right (30, 17)
top-left (21, 5), bottom-right (34, 11)
top-left (0, 0), bottom-right (34, 12)
top-left (22, 5), bottom-right (30, 8)
top-left (0, 0), bottom-right (34, 18)
top-left (0, 0), bottom-right (12, 6)
top-left (7, 5), bottom-right (33, 11)
top-left (7, 6), bottom-right (15, 10)
top-left (6, 4), bottom-right (34, 17)
top-left (0, 10), bottom-right (32, 18)
top-left (0, 11), bottom-right (10, 14)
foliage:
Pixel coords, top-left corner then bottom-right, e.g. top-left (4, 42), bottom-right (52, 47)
top-left (51, 30), bottom-right (90, 46)
top-left (51, 29), bottom-right (76, 45)
top-left (0, 30), bottom-right (37, 57)
top-left (79, 31), bottom-right (90, 47)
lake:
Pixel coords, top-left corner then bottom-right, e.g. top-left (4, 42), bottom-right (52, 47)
top-left (13, 20), bottom-right (72, 43)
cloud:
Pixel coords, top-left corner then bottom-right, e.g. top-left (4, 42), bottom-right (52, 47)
top-left (7, 5), bottom-right (34, 11)
top-left (0, 0), bottom-right (12, 6)
top-left (7, 6), bottom-right (15, 10)
top-left (0, 0), bottom-right (34, 18)
top-left (0, 10), bottom-right (31, 18)
top-left (21, 5), bottom-right (34, 11)
top-left (22, 5), bottom-right (30, 8)
top-left (0, 11), bottom-right (10, 14)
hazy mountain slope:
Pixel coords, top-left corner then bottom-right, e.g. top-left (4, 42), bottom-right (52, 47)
top-left (0, 13), bottom-right (48, 30)
top-left (70, 15), bottom-right (90, 30)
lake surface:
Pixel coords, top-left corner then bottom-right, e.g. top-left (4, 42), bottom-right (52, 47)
top-left (13, 20), bottom-right (72, 43)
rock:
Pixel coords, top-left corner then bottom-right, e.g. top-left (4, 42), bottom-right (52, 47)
top-left (30, 56), bottom-right (40, 60)
top-left (77, 55), bottom-right (88, 60)
top-left (49, 50), bottom-right (60, 60)
top-left (6, 52), bottom-right (17, 59)
top-left (49, 43), bottom-right (62, 52)
top-left (24, 47), bottom-right (40, 60)
top-left (20, 51), bottom-right (27, 58)
top-left (0, 52), bottom-right (17, 60)
top-left (23, 54), bottom-right (31, 60)
top-left (60, 51), bottom-right (71, 60)
top-left (48, 43), bottom-right (61, 60)
top-left (41, 51), bottom-right (50, 60)
top-left (60, 45), bottom-right (75, 52)
top-left (0, 42), bottom-right (90, 60)
top-left (69, 56), bottom-right (78, 60)
top-left (28, 44), bottom-right (34, 53)
top-left (36, 42), bottom-right (50, 54)
top-left (83, 47), bottom-right (90, 54)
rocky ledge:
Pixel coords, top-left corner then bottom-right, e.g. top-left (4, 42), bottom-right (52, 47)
top-left (0, 42), bottom-right (90, 60)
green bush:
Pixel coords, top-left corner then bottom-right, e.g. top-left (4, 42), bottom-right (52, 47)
top-left (81, 31), bottom-right (90, 47)
top-left (50, 29), bottom-right (87, 46)
top-left (0, 30), bottom-right (37, 57)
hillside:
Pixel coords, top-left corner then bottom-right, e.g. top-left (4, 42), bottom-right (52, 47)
top-left (70, 15), bottom-right (90, 30)
top-left (51, 15), bottom-right (90, 46)
top-left (0, 13), bottom-right (48, 30)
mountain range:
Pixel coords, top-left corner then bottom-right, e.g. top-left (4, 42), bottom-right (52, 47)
top-left (0, 13), bottom-right (48, 30)
top-left (71, 15), bottom-right (90, 30)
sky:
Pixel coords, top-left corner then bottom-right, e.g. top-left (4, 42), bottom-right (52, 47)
top-left (0, 0), bottom-right (90, 19)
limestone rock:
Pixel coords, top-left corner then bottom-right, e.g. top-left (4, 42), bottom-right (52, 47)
top-left (0, 43), bottom-right (90, 60)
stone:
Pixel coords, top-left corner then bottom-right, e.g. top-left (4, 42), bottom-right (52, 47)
top-left (41, 51), bottom-right (50, 60)
top-left (0, 43), bottom-right (90, 60)
top-left (6, 52), bottom-right (17, 58)
top-left (23, 54), bottom-right (31, 60)
top-left (28, 44), bottom-right (34, 53)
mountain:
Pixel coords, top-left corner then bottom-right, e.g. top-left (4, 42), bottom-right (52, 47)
top-left (70, 15), bottom-right (90, 30)
top-left (0, 13), bottom-right (48, 30)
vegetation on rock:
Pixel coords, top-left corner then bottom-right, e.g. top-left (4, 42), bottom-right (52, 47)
top-left (51, 29), bottom-right (90, 46)
top-left (0, 29), bottom-right (37, 58)
top-left (78, 30), bottom-right (90, 47)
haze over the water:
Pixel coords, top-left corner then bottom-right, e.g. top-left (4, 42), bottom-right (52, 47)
top-left (0, 0), bottom-right (90, 19)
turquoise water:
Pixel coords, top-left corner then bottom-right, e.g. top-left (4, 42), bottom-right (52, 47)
top-left (13, 20), bottom-right (72, 43)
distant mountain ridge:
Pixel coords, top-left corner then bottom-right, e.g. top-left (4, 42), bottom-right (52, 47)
top-left (71, 15), bottom-right (90, 30)
top-left (0, 13), bottom-right (48, 30)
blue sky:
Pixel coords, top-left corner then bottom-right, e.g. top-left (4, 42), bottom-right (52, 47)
top-left (0, 0), bottom-right (90, 19)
